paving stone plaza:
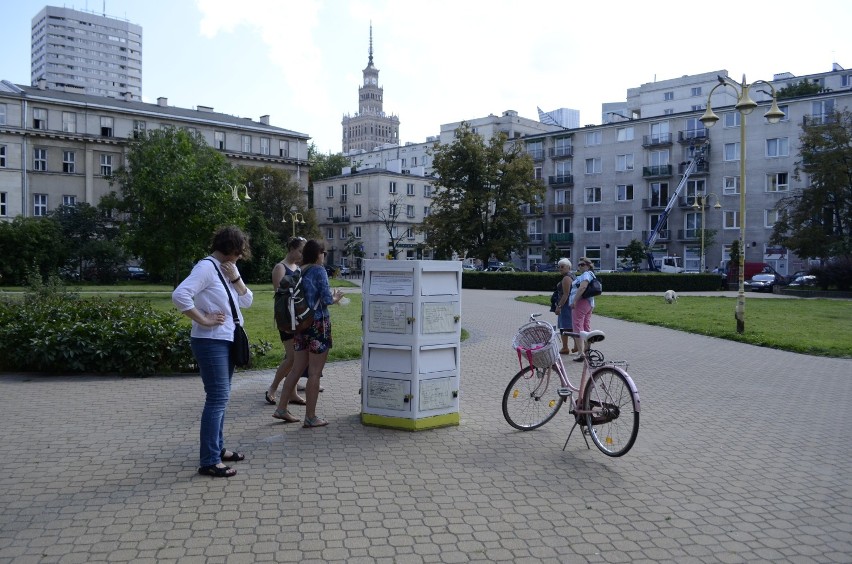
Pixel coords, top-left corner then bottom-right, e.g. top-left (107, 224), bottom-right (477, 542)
top-left (1, 289), bottom-right (850, 563)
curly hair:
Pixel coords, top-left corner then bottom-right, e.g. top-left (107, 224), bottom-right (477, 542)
top-left (211, 225), bottom-right (252, 260)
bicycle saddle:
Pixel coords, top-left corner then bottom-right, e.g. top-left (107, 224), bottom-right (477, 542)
top-left (579, 330), bottom-right (605, 344)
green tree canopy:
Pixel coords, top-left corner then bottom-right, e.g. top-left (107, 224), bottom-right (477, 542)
top-left (50, 202), bottom-right (125, 282)
top-left (420, 123), bottom-right (545, 262)
top-left (108, 127), bottom-right (243, 287)
top-left (771, 109), bottom-right (852, 260)
top-left (0, 217), bottom-right (66, 285)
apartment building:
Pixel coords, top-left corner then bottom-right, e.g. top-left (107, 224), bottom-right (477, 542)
top-left (0, 80), bottom-right (310, 220)
top-left (524, 67), bottom-right (852, 276)
top-left (31, 6), bottom-right (143, 101)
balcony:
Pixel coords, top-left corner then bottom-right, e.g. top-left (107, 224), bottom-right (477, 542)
top-left (547, 203), bottom-right (574, 215)
top-left (642, 165), bottom-right (673, 178)
top-left (803, 114), bottom-right (836, 126)
top-left (527, 149), bottom-right (545, 161)
top-left (528, 233), bottom-right (543, 243)
top-left (332, 216), bottom-right (350, 223)
top-left (677, 228), bottom-right (700, 241)
top-left (520, 204), bottom-right (544, 215)
top-left (642, 133), bottom-right (673, 147)
top-left (548, 146), bottom-right (574, 158)
top-left (678, 161), bottom-right (710, 175)
top-left (548, 232), bottom-right (574, 243)
top-left (642, 229), bottom-right (670, 242)
top-left (678, 129), bottom-right (708, 143)
top-left (641, 199), bottom-right (667, 210)
top-left (548, 174), bottom-right (574, 186)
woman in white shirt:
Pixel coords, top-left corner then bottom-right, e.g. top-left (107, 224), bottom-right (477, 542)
top-left (172, 226), bottom-right (253, 478)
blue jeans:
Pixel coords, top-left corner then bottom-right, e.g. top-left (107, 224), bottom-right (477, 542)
top-left (191, 338), bottom-right (234, 467)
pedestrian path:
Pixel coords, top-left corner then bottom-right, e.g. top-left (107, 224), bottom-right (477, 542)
top-left (0, 289), bottom-right (849, 563)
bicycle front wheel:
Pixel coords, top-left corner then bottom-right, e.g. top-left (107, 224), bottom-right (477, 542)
top-left (502, 365), bottom-right (564, 430)
top-left (582, 367), bottom-right (639, 456)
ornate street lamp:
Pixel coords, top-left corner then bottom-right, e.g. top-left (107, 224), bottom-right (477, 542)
top-left (282, 205), bottom-right (305, 238)
top-left (700, 74), bottom-right (784, 333)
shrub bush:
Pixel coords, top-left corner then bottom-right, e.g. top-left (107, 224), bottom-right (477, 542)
top-left (0, 292), bottom-right (195, 375)
top-left (461, 271), bottom-right (722, 292)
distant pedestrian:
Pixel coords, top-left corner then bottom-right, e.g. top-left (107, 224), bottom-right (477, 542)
top-left (172, 225), bottom-right (253, 478)
top-left (553, 258), bottom-right (576, 354)
top-left (568, 257), bottom-right (596, 362)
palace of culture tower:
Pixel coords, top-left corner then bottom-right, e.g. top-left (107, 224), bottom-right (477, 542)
top-left (341, 27), bottom-right (399, 153)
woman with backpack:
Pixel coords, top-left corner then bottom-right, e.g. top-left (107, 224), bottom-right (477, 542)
top-left (553, 258), bottom-right (576, 354)
top-left (568, 257), bottom-right (597, 362)
top-left (273, 239), bottom-right (344, 427)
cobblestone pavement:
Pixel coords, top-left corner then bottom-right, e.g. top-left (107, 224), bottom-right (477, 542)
top-left (1, 290), bottom-right (850, 563)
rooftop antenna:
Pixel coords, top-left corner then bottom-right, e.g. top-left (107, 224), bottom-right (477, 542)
top-left (368, 22), bottom-right (373, 66)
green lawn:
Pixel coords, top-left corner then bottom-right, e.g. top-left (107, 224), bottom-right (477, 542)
top-left (517, 294), bottom-right (852, 358)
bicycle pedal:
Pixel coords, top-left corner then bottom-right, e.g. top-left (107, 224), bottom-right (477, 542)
top-left (557, 388), bottom-right (572, 398)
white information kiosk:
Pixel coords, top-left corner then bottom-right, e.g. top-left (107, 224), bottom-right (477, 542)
top-left (361, 259), bottom-right (461, 430)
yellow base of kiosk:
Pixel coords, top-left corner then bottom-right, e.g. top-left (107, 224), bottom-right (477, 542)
top-left (361, 412), bottom-right (460, 431)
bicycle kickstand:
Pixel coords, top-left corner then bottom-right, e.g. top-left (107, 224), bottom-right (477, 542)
top-left (562, 420), bottom-right (591, 451)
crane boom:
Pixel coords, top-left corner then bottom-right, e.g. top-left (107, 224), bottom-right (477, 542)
top-left (645, 144), bottom-right (707, 271)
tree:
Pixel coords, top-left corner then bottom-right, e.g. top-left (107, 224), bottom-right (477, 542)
top-left (372, 194), bottom-right (407, 259)
top-left (420, 123), bottom-right (545, 262)
top-left (239, 166), bottom-right (315, 244)
top-left (308, 144), bottom-right (351, 209)
top-left (771, 109), bottom-right (852, 260)
top-left (109, 127), bottom-right (243, 287)
top-left (343, 232), bottom-right (365, 269)
top-left (623, 239), bottom-right (646, 271)
top-left (776, 80), bottom-right (823, 100)
top-left (50, 202), bottom-right (125, 283)
top-left (0, 217), bottom-right (66, 284)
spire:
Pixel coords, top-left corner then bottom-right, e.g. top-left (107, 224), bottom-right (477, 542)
top-left (368, 22), bottom-right (373, 66)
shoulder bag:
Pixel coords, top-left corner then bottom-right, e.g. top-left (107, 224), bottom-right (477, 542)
top-left (206, 259), bottom-right (251, 368)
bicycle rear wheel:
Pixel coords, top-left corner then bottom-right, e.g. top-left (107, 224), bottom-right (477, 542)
top-left (581, 367), bottom-right (639, 456)
top-left (502, 365), bottom-right (564, 430)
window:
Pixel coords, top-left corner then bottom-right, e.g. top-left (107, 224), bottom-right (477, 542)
top-left (407, 204), bottom-right (415, 218)
top-left (554, 136), bottom-right (573, 155)
top-left (63, 195), bottom-right (77, 206)
top-left (62, 111), bottom-right (76, 133)
top-left (355, 204), bottom-right (362, 217)
top-left (615, 154), bottom-right (634, 171)
top-left (724, 210), bottom-right (740, 229)
top-left (340, 205), bottom-right (348, 218)
top-left (724, 112), bottom-right (740, 128)
top-left (555, 217), bottom-right (571, 233)
top-left (555, 189), bottom-right (570, 205)
top-left (691, 87), bottom-right (702, 96)
top-left (407, 183), bottom-right (415, 196)
top-left (583, 248), bottom-right (601, 269)
top-left (616, 215), bottom-right (633, 231)
top-left (34, 148), bottom-right (47, 171)
top-left (241, 135), bottom-right (251, 153)
top-left (63, 151), bottom-right (75, 173)
top-left (765, 209), bottom-right (780, 227)
top-left (389, 181), bottom-right (397, 194)
top-left (340, 228), bottom-right (347, 239)
top-left (100, 116), bottom-right (113, 137)
top-left (555, 160), bottom-right (572, 178)
top-left (133, 120), bottom-right (146, 138)
top-left (684, 118), bottom-right (706, 140)
top-left (616, 127), bottom-right (634, 142)
top-left (649, 214), bottom-right (668, 234)
top-left (279, 140), bottom-right (289, 157)
top-left (843, 74), bottom-right (852, 87)
top-left (406, 228), bottom-right (414, 239)
top-left (412, 156), bottom-right (417, 166)
top-left (424, 184), bottom-right (432, 197)
top-left (534, 166), bottom-right (542, 180)
top-left (340, 184), bottom-right (348, 201)
top-left (724, 143), bottom-right (740, 161)
top-left (585, 217), bottom-right (601, 232)
top-left (616, 184), bottom-right (634, 201)
top-left (0, 191), bottom-right (5, 216)
top-left (354, 182), bottom-right (362, 195)
top-left (325, 227), bottom-right (334, 239)
top-left (0, 145), bottom-right (6, 168)
top-left (260, 138), bottom-right (270, 156)
top-left (354, 226), bottom-right (362, 238)
top-left (585, 158), bottom-right (601, 174)
top-left (769, 104), bottom-right (789, 123)
top-left (650, 121), bottom-right (670, 143)
top-left (326, 185), bottom-right (334, 198)
top-left (34, 194), bottom-right (48, 216)
top-left (649, 182), bottom-right (670, 207)
top-left (0, 103), bottom-right (5, 126)
top-left (691, 104), bottom-right (704, 111)
top-left (389, 203), bottom-right (397, 216)
top-left (686, 179), bottom-right (705, 202)
top-left (663, 92), bottom-right (674, 101)
top-left (33, 108), bottom-right (47, 130)
top-left (585, 187), bottom-right (601, 203)
top-left (214, 131), bottom-right (225, 150)
top-left (767, 172), bottom-right (789, 192)
top-left (723, 176), bottom-right (740, 195)
top-left (424, 206), bottom-right (430, 217)
top-left (100, 154), bottom-right (113, 176)
top-left (528, 219), bottom-right (542, 241)
top-left (585, 130), bottom-right (601, 146)
top-left (766, 137), bottom-right (789, 158)
top-left (327, 207), bottom-right (334, 219)
top-left (811, 99), bottom-right (835, 123)
top-left (527, 140), bottom-right (543, 159)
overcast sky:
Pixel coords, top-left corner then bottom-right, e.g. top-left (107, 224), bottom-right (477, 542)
top-left (3, 0), bottom-right (850, 154)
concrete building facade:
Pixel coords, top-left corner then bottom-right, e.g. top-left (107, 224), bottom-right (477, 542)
top-left (31, 6), bottom-right (143, 101)
top-left (0, 80), bottom-right (310, 220)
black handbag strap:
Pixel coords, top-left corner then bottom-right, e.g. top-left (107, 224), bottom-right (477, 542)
top-left (204, 258), bottom-right (241, 326)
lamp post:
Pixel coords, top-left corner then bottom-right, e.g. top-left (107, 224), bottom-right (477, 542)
top-left (692, 193), bottom-right (721, 272)
top-left (231, 183), bottom-right (251, 201)
top-left (700, 74), bottom-right (784, 333)
top-left (282, 205), bottom-right (305, 238)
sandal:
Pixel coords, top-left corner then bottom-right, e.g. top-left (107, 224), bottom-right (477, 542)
top-left (198, 464), bottom-right (236, 478)
top-left (220, 449), bottom-right (245, 462)
top-left (264, 391), bottom-right (277, 405)
top-left (303, 416), bottom-right (328, 428)
top-left (289, 395), bottom-right (307, 406)
top-left (296, 384), bottom-right (324, 393)
top-left (273, 408), bottom-right (300, 423)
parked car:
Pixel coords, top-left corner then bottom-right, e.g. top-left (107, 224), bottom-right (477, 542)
top-left (787, 274), bottom-right (817, 287)
top-left (532, 263), bottom-right (559, 272)
top-left (338, 266), bottom-right (351, 277)
top-left (486, 265), bottom-right (521, 272)
top-left (744, 272), bottom-right (786, 292)
top-left (120, 265), bottom-right (149, 281)
top-left (786, 270), bottom-right (809, 283)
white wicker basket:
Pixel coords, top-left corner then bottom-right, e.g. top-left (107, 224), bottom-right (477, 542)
top-left (512, 322), bottom-right (559, 368)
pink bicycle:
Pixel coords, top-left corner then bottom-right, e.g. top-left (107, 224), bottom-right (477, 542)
top-left (503, 313), bottom-right (640, 457)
